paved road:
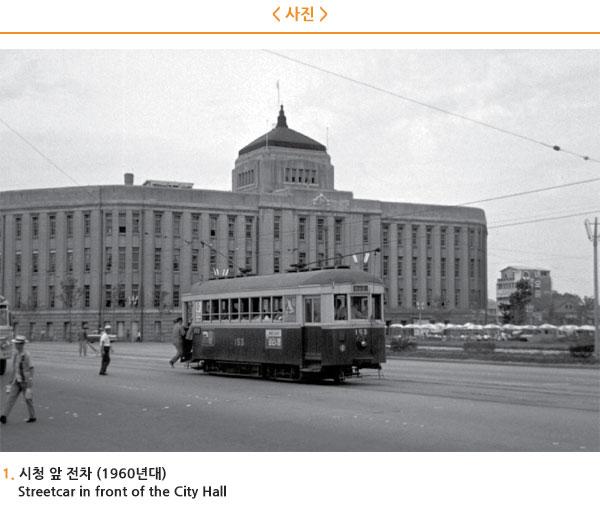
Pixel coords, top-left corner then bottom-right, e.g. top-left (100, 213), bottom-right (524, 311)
top-left (1, 343), bottom-right (598, 451)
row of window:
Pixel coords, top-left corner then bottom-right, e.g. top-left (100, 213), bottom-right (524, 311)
top-left (13, 284), bottom-right (181, 310)
top-left (237, 169), bottom-right (255, 187)
top-left (284, 167), bottom-right (318, 185)
top-left (381, 224), bottom-right (485, 251)
top-left (382, 256), bottom-right (483, 278)
top-left (195, 293), bottom-right (383, 324)
top-left (394, 287), bottom-right (483, 309)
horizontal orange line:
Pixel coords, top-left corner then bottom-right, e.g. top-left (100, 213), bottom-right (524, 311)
top-left (1, 31), bottom-right (599, 35)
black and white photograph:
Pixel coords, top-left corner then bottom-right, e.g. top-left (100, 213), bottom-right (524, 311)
top-left (0, 49), bottom-right (598, 452)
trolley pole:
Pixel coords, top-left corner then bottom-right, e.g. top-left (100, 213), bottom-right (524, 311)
top-left (585, 218), bottom-right (599, 360)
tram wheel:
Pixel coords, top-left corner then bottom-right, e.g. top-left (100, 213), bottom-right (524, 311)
top-left (332, 368), bottom-right (346, 384)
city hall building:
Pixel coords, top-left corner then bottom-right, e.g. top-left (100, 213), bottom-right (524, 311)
top-left (0, 107), bottom-right (487, 341)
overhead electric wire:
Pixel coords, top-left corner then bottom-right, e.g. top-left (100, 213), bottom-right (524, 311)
top-left (488, 209), bottom-right (600, 229)
top-left (264, 50), bottom-right (599, 164)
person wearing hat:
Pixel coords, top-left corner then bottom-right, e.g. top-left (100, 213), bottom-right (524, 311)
top-left (98, 325), bottom-right (112, 375)
top-left (0, 336), bottom-right (36, 424)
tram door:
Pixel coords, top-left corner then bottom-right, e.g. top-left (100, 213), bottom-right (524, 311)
top-left (302, 327), bottom-right (321, 360)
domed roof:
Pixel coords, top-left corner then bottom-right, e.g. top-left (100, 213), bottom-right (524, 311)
top-left (238, 106), bottom-right (326, 156)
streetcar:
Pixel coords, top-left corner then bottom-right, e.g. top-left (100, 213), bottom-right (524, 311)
top-left (181, 267), bottom-right (386, 382)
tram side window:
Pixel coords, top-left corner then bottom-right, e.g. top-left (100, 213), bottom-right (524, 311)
top-left (261, 297), bottom-right (271, 321)
top-left (210, 299), bottom-right (219, 321)
top-left (220, 299), bottom-right (229, 320)
top-left (283, 295), bottom-right (297, 322)
top-left (202, 300), bottom-right (210, 321)
top-left (304, 295), bottom-right (321, 323)
top-left (273, 296), bottom-right (283, 321)
top-left (231, 298), bottom-right (240, 321)
top-left (371, 294), bottom-right (383, 320)
top-left (350, 295), bottom-right (369, 319)
top-left (240, 298), bottom-right (250, 321)
top-left (251, 297), bottom-right (261, 321)
top-left (334, 294), bottom-right (347, 320)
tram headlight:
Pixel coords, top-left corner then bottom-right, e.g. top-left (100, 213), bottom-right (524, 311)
top-left (339, 344), bottom-right (346, 352)
top-left (356, 339), bottom-right (368, 350)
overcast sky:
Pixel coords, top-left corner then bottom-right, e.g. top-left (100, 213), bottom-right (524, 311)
top-left (1, 49), bottom-right (598, 299)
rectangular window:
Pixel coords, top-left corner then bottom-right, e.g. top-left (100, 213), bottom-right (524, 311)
top-left (173, 285), bottom-right (180, 308)
top-left (154, 212), bottom-right (162, 236)
top-left (15, 216), bottom-right (22, 240)
top-left (273, 251), bottom-right (280, 273)
top-left (84, 212), bottom-right (91, 236)
top-left (350, 295), bottom-right (369, 319)
top-left (15, 286), bottom-right (21, 309)
top-left (105, 284), bottom-right (112, 308)
top-left (412, 288), bottom-right (418, 308)
top-left (31, 214), bottom-right (39, 239)
top-left (105, 247), bottom-right (112, 272)
top-left (397, 224), bottom-right (404, 248)
top-left (382, 224), bottom-right (389, 247)
top-left (210, 251), bottom-right (217, 274)
top-left (32, 251), bottom-right (39, 273)
top-left (132, 211), bottom-right (140, 235)
top-left (383, 255), bottom-right (389, 277)
top-left (371, 294), bottom-right (383, 320)
top-left (427, 288), bottom-right (432, 306)
top-left (118, 212), bottom-right (126, 235)
top-left (455, 258), bottom-right (460, 278)
top-left (298, 251), bottom-right (306, 267)
top-left (335, 218), bottom-right (343, 244)
top-left (274, 215), bottom-right (281, 241)
top-left (455, 288), bottom-right (461, 307)
top-left (48, 285), bottom-right (55, 308)
top-left (228, 215), bottom-right (236, 240)
top-left (441, 227), bottom-right (447, 248)
top-left (298, 216), bottom-right (306, 241)
top-left (303, 295), bottom-right (321, 323)
top-left (49, 214), bottom-right (56, 239)
top-left (469, 258), bottom-right (475, 278)
top-left (317, 217), bottom-right (325, 242)
top-left (105, 212), bottom-right (112, 236)
top-left (118, 284), bottom-right (126, 307)
top-left (426, 257), bottom-right (432, 277)
top-left (334, 294), bottom-right (348, 320)
top-left (84, 248), bottom-right (91, 272)
top-left (132, 246), bottom-right (139, 271)
top-left (192, 214), bottom-right (200, 240)
top-left (411, 256), bottom-right (417, 277)
top-left (48, 250), bottom-right (56, 272)
top-left (84, 285), bottom-right (90, 308)
top-left (153, 285), bottom-right (161, 308)
top-left (210, 215), bottom-right (218, 238)
top-left (191, 249), bottom-right (199, 272)
top-left (154, 248), bottom-right (161, 271)
top-left (118, 247), bottom-right (126, 272)
top-left (173, 248), bottom-right (180, 272)
top-left (66, 213), bottom-right (74, 238)
top-left (426, 226), bottom-right (432, 248)
top-left (245, 216), bottom-right (253, 239)
top-left (454, 227), bottom-right (461, 248)
top-left (173, 213), bottom-right (181, 238)
top-left (15, 251), bottom-right (21, 274)
top-left (397, 256), bottom-right (403, 277)
top-left (441, 257), bottom-right (446, 278)
top-left (362, 217), bottom-right (369, 245)
top-left (227, 249), bottom-right (235, 270)
top-left (31, 286), bottom-right (38, 309)
top-left (67, 249), bottom-right (73, 272)
top-left (469, 228), bottom-right (474, 249)
top-left (412, 225), bottom-right (418, 248)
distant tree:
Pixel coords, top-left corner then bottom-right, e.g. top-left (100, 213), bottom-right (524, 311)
top-left (59, 276), bottom-right (83, 341)
top-left (499, 279), bottom-right (532, 325)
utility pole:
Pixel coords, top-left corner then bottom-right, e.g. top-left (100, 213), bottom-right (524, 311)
top-left (584, 217), bottom-right (599, 360)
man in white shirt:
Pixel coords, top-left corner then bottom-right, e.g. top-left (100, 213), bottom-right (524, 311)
top-left (1, 335), bottom-right (36, 424)
top-left (99, 325), bottom-right (112, 375)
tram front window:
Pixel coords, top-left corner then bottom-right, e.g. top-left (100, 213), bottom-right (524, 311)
top-left (371, 294), bottom-right (383, 320)
top-left (350, 295), bottom-right (368, 319)
top-left (334, 294), bottom-right (347, 320)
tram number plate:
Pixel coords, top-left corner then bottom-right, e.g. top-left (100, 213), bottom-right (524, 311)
top-left (202, 330), bottom-right (215, 346)
top-left (265, 329), bottom-right (282, 349)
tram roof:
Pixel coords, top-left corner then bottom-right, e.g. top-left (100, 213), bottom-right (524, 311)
top-left (187, 269), bottom-right (383, 296)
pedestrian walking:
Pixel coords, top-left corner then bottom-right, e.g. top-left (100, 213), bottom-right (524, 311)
top-left (99, 325), bottom-right (112, 375)
top-left (1, 335), bottom-right (36, 424)
top-left (169, 317), bottom-right (185, 367)
top-left (78, 323), bottom-right (88, 357)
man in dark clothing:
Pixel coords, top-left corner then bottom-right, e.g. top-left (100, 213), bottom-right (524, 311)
top-left (169, 317), bottom-right (185, 367)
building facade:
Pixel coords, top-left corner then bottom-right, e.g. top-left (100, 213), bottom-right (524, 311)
top-left (0, 107), bottom-right (487, 341)
top-left (496, 265), bottom-right (552, 323)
